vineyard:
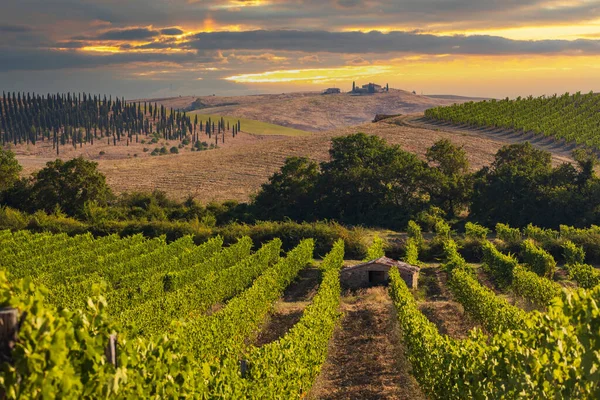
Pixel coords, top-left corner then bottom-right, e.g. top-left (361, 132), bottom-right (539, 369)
top-left (2, 221), bottom-right (600, 397)
top-left (425, 91), bottom-right (600, 150)
top-left (0, 230), bottom-right (346, 397)
top-left (0, 92), bottom-right (242, 154)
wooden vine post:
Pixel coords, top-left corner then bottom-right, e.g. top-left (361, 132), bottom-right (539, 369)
top-left (105, 334), bottom-right (118, 367)
top-left (0, 308), bottom-right (19, 363)
top-left (240, 359), bottom-right (248, 378)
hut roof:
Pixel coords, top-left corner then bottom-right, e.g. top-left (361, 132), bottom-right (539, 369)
top-left (342, 256), bottom-right (420, 273)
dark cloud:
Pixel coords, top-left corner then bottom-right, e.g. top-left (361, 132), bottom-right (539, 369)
top-left (190, 30), bottom-right (600, 55)
top-left (95, 28), bottom-right (161, 41)
top-left (0, 47), bottom-right (198, 72)
top-left (160, 28), bottom-right (184, 36)
top-left (0, 24), bottom-right (32, 33)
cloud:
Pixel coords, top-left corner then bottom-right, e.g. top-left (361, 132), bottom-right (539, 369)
top-left (94, 27), bottom-right (161, 41)
top-left (190, 30), bottom-right (600, 55)
top-left (346, 56), bottom-right (370, 65)
top-left (160, 28), bottom-right (185, 36)
top-left (0, 25), bottom-right (32, 33)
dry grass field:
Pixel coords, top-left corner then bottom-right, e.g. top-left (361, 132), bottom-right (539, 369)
top-left (14, 113), bottom-right (576, 203)
top-left (144, 90), bottom-right (484, 132)
top-left (11, 90), bottom-right (576, 203)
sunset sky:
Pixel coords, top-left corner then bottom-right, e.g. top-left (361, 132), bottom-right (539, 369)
top-left (1, 0), bottom-right (599, 99)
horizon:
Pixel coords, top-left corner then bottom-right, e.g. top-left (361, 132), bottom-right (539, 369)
top-left (1, 1), bottom-right (599, 99)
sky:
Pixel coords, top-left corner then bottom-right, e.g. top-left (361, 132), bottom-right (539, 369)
top-left (1, 0), bottom-right (600, 99)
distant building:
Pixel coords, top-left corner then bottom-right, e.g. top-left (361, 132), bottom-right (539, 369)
top-left (323, 88), bottom-right (341, 95)
top-left (351, 82), bottom-right (389, 95)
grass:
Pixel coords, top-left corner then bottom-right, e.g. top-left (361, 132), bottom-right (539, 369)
top-left (190, 113), bottom-right (312, 137)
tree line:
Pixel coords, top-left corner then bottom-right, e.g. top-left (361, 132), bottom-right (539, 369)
top-left (1, 133), bottom-right (599, 230)
top-left (0, 92), bottom-right (241, 153)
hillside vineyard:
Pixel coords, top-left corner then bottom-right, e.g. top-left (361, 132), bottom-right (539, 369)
top-left (426, 91), bottom-right (600, 149)
top-left (0, 230), bottom-right (346, 397)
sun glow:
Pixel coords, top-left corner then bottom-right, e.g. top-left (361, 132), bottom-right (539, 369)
top-left (224, 65), bottom-right (392, 83)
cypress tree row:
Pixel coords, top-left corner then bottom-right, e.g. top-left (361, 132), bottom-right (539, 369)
top-left (0, 92), bottom-right (242, 151)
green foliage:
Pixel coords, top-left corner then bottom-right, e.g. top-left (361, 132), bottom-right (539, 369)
top-left (390, 267), bottom-right (600, 399)
top-left (242, 240), bottom-right (345, 397)
top-left (481, 240), bottom-right (518, 286)
top-left (169, 146), bottom-right (179, 154)
top-left (521, 239), bottom-right (557, 278)
top-left (495, 222), bottom-right (521, 244)
top-left (0, 147), bottom-right (22, 193)
top-left (512, 264), bottom-right (562, 307)
top-left (562, 240), bottom-right (586, 265)
top-left (426, 139), bottom-right (472, 217)
top-left (253, 156), bottom-right (320, 221)
top-left (441, 238), bottom-right (468, 273)
top-left (464, 222), bottom-right (489, 240)
top-left (566, 263), bottom-right (600, 289)
top-left (434, 219), bottom-right (451, 241)
top-left (28, 157), bottom-right (112, 217)
top-left (364, 235), bottom-right (385, 260)
top-left (403, 237), bottom-right (420, 266)
top-left (406, 220), bottom-right (424, 249)
top-left (523, 223), bottom-right (559, 243)
top-left (448, 266), bottom-right (527, 334)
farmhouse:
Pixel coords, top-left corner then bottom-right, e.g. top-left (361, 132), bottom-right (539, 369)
top-left (323, 88), bottom-right (341, 95)
top-left (351, 82), bottom-right (389, 95)
top-left (340, 256), bottom-right (420, 289)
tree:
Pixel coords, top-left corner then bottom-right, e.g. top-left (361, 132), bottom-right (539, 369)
top-left (317, 133), bottom-right (430, 227)
top-left (253, 157), bottom-right (319, 221)
top-left (0, 147), bottom-right (22, 193)
top-left (471, 142), bottom-right (553, 226)
top-left (29, 157), bottom-right (112, 217)
top-left (426, 139), bottom-right (472, 217)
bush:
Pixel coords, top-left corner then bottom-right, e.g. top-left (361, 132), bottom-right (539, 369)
top-left (562, 240), bottom-right (585, 265)
top-left (566, 263), bottom-right (600, 289)
top-left (496, 223), bottom-right (521, 244)
top-left (407, 220), bottom-right (424, 249)
top-left (170, 146), bottom-right (179, 154)
top-left (403, 237), bottom-right (421, 266)
top-left (160, 147), bottom-right (168, 155)
top-left (521, 239), bottom-right (556, 278)
top-left (481, 240), bottom-right (518, 286)
top-left (465, 222), bottom-right (489, 240)
top-left (364, 235), bottom-right (385, 260)
top-left (523, 223), bottom-right (559, 244)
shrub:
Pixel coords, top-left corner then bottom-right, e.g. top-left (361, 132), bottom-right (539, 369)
top-left (496, 223), bottom-right (521, 244)
top-left (562, 240), bottom-right (585, 265)
top-left (521, 239), bottom-right (556, 278)
top-left (364, 235), bottom-right (385, 260)
top-left (403, 237), bottom-right (421, 266)
top-left (407, 220), bottom-right (424, 250)
top-left (170, 146), bottom-right (179, 154)
top-left (465, 222), bottom-right (489, 240)
top-left (481, 240), bottom-right (518, 286)
top-left (160, 147), bottom-right (168, 155)
top-left (566, 263), bottom-right (600, 289)
top-left (523, 223), bottom-right (559, 244)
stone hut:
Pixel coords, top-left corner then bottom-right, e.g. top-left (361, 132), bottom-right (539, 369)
top-left (340, 256), bottom-right (420, 289)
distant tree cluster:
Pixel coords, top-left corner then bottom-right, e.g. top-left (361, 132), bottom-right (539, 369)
top-left (253, 133), bottom-right (600, 229)
top-left (0, 92), bottom-right (241, 154)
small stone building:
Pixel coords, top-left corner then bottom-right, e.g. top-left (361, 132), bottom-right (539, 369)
top-left (340, 257), bottom-right (420, 289)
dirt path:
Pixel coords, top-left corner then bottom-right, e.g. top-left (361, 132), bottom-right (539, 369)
top-left (417, 265), bottom-right (477, 339)
top-left (311, 287), bottom-right (425, 400)
top-left (396, 115), bottom-right (577, 165)
top-left (253, 267), bottom-right (322, 346)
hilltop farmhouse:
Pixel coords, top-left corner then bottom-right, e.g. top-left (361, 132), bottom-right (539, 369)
top-left (351, 82), bottom-right (389, 95)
